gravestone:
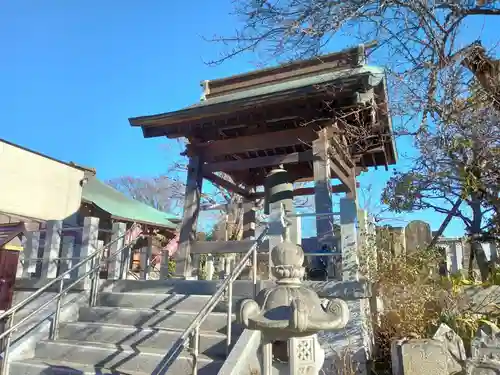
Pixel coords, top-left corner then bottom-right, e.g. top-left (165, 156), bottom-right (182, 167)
top-left (392, 338), bottom-right (449, 375)
top-left (391, 324), bottom-right (464, 375)
top-left (466, 327), bottom-right (500, 375)
top-left (405, 220), bottom-right (432, 253)
top-left (376, 226), bottom-right (405, 256)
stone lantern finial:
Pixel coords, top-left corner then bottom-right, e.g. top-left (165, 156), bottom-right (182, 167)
top-left (270, 241), bottom-right (305, 283)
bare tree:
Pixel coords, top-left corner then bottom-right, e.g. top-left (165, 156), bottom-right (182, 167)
top-left (210, 1), bottom-right (500, 128)
top-left (108, 175), bottom-right (185, 214)
top-left (382, 77), bottom-right (500, 280)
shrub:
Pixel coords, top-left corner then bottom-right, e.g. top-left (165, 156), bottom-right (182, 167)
top-left (359, 232), bottom-right (499, 374)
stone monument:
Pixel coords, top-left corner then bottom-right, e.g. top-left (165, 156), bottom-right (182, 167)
top-left (239, 240), bottom-right (350, 374)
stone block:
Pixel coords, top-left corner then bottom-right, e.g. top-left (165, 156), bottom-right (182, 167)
top-left (465, 359), bottom-right (500, 375)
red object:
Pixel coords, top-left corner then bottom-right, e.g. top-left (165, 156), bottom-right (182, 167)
top-left (0, 250), bottom-right (20, 311)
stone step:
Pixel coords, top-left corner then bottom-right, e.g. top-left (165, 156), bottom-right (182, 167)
top-left (57, 322), bottom-right (234, 358)
top-left (103, 279), bottom-right (264, 298)
top-left (30, 340), bottom-right (222, 374)
top-left (9, 358), bottom-right (147, 375)
top-left (78, 306), bottom-right (242, 335)
top-left (97, 292), bottom-right (239, 313)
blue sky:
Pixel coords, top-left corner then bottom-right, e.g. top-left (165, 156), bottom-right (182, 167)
top-left (2, 1), bottom-right (493, 237)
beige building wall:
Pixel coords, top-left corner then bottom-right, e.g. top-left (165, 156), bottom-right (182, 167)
top-left (0, 140), bottom-right (84, 221)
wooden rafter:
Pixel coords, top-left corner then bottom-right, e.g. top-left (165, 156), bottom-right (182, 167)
top-left (186, 126), bottom-right (332, 159)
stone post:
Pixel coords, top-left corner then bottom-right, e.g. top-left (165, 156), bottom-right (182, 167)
top-left (16, 246), bottom-right (24, 279)
top-left (287, 214), bottom-right (302, 246)
top-left (313, 128), bottom-right (335, 251)
top-left (490, 240), bottom-right (498, 265)
top-left (367, 214), bottom-right (377, 274)
top-left (357, 209), bottom-right (368, 248)
top-left (357, 209), bottom-right (372, 278)
top-left (107, 222), bottom-right (126, 280)
top-left (120, 234), bottom-right (132, 280)
top-left (60, 236), bottom-right (74, 279)
top-left (192, 253), bottom-right (201, 279)
top-left (21, 230), bottom-right (39, 278)
top-left (205, 254), bottom-right (214, 280)
top-left (41, 220), bottom-right (62, 279)
top-left (340, 197), bottom-right (360, 281)
top-left (140, 237), bottom-right (153, 280)
top-left (267, 202), bottom-right (285, 279)
top-left (79, 217), bottom-right (99, 289)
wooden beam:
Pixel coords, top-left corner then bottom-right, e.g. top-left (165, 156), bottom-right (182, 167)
top-left (251, 183), bottom-right (357, 199)
top-left (203, 172), bottom-right (254, 198)
top-left (325, 127), bottom-right (356, 194)
top-left (292, 184), bottom-right (356, 196)
top-left (329, 133), bottom-right (355, 169)
top-left (187, 127), bottom-right (326, 159)
top-left (203, 150), bottom-right (315, 173)
top-left (173, 156), bottom-right (203, 278)
top-left (329, 159), bottom-right (356, 196)
top-left (328, 146), bottom-right (351, 177)
top-left (201, 201), bottom-right (261, 211)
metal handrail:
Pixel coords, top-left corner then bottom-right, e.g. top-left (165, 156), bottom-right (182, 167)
top-left (0, 224), bottom-right (142, 375)
top-left (152, 226), bottom-right (269, 375)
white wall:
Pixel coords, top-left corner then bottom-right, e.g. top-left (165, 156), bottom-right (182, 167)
top-left (0, 140), bottom-right (84, 221)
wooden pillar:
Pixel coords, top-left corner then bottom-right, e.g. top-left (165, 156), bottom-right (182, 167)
top-left (312, 129), bottom-right (335, 250)
top-left (172, 155), bottom-right (203, 278)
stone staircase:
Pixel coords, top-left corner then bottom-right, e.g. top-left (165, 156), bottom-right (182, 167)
top-left (9, 280), bottom-right (251, 375)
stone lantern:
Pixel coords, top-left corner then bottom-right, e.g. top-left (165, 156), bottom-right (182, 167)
top-left (239, 240), bottom-right (350, 374)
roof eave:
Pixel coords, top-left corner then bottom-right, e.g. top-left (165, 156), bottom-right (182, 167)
top-left (110, 215), bottom-right (178, 230)
top-left (132, 70), bottom-right (383, 138)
